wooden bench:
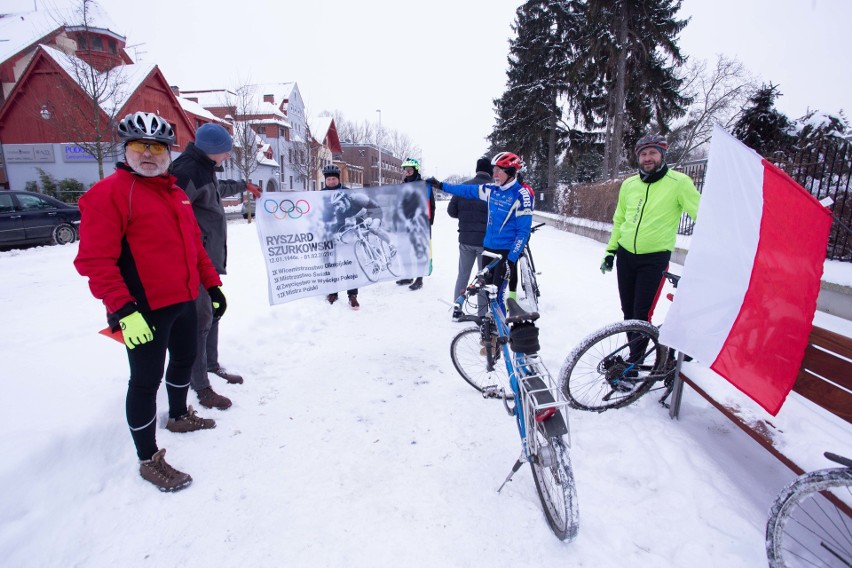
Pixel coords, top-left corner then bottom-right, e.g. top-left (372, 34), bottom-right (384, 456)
top-left (668, 325), bottom-right (852, 476)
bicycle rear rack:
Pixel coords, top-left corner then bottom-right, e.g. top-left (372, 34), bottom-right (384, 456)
top-left (516, 355), bottom-right (571, 444)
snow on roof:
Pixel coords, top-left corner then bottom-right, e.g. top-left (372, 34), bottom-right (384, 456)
top-left (246, 82), bottom-right (296, 106)
top-left (244, 118), bottom-right (292, 128)
top-left (178, 97), bottom-right (221, 123)
top-left (180, 88), bottom-right (289, 121)
top-left (312, 115), bottom-right (332, 141)
top-left (39, 43), bottom-right (153, 114)
top-left (0, 7), bottom-right (126, 66)
top-left (179, 89), bottom-right (235, 108)
top-left (257, 153), bottom-right (278, 167)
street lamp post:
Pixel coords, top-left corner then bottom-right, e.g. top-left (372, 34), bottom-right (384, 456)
top-left (376, 109), bottom-right (382, 186)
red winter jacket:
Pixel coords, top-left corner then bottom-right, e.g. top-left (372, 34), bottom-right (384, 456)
top-left (74, 166), bottom-right (221, 323)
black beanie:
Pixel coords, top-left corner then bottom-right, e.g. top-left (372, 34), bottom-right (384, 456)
top-left (476, 157), bottom-right (493, 175)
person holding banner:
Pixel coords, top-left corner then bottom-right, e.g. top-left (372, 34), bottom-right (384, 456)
top-left (321, 164), bottom-right (360, 310)
top-left (601, 134), bottom-right (701, 335)
top-left (171, 123), bottom-right (261, 411)
top-left (426, 151), bottom-right (533, 311)
top-left (74, 112), bottom-right (221, 492)
top-left (396, 158), bottom-right (434, 291)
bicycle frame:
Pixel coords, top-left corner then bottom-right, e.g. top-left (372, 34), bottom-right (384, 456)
top-left (460, 255), bottom-right (570, 467)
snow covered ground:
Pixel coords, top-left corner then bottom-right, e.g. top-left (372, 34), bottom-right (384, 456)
top-left (1, 201), bottom-right (850, 567)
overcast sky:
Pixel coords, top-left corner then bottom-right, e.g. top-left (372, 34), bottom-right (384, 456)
top-left (7, 0), bottom-right (851, 178)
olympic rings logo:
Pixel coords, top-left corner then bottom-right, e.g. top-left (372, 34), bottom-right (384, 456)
top-left (263, 199), bottom-right (311, 220)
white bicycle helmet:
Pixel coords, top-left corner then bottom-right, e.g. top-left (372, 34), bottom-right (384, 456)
top-left (117, 112), bottom-right (176, 145)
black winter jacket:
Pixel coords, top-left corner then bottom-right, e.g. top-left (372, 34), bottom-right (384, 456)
top-left (447, 171), bottom-right (491, 246)
top-left (171, 143), bottom-right (247, 274)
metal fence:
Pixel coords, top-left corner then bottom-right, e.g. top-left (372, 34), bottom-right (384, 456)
top-left (677, 141), bottom-right (852, 261)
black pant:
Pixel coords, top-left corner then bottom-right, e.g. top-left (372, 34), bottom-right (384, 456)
top-left (615, 247), bottom-right (670, 322)
top-left (484, 248), bottom-right (515, 310)
top-left (125, 301), bottom-right (197, 460)
top-left (615, 247), bottom-right (670, 361)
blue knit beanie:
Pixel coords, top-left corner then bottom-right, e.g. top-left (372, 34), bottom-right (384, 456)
top-left (194, 123), bottom-right (233, 154)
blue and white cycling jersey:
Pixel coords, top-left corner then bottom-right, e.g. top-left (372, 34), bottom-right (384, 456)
top-left (441, 180), bottom-right (533, 262)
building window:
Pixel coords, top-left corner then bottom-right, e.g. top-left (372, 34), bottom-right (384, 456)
top-left (91, 36), bottom-right (104, 51)
top-left (108, 39), bottom-right (117, 54)
top-left (258, 126), bottom-right (266, 135)
top-left (289, 176), bottom-right (293, 190)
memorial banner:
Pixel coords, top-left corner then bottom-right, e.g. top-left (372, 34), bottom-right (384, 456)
top-left (254, 182), bottom-right (432, 305)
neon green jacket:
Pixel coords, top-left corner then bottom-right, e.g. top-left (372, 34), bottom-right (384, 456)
top-left (606, 168), bottom-right (701, 254)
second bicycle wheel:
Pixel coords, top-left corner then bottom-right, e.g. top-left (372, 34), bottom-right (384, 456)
top-left (530, 432), bottom-right (580, 542)
top-left (558, 320), bottom-right (667, 411)
top-left (518, 255), bottom-right (539, 312)
top-left (766, 467), bottom-right (852, 567)
top-left (450, 327), bottom-right (512, 399)
top-left (354, 239), bottom-right (380, 282)
top-left (380, 238), bottom-right (403, 277)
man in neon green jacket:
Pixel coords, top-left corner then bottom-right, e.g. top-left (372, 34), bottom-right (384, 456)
top-left (601, 134), bottom-right (700, 327)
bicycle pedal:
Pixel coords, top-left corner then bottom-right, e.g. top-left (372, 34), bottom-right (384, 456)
top-left (481, 386), bottom-right (504, 399)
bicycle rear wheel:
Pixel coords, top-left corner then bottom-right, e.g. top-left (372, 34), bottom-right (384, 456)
top-left (518, 254), bottom-right (539, 312)
top-left (766, 467), bottom-right (852, 567)
top-left (450, 327), bottom-right (511, 399)
top-left (558, 320), bottom-right (667, 412)
top-left (380, 239), bottom-right (402, 276)
top-left (530, 432), bottom-right (579, 541)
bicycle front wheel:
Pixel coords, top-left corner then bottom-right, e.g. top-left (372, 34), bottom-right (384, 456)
top-left (354, 239), bottom-right (380, 282)
top-left (558, 320), bottom-right (666, 412)
top-left (766, 467), bottom-right (852, 567)
top-left (518, 254), bottom-right (539, 312)
top-left (530, 432), bottom-right (580, 542)
top-left (450, 327), bottom-right (511, 399)
top-left (380, 239), bottom-right (403, 276)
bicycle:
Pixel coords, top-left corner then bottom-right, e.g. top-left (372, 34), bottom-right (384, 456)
top-left (336, 218), bottom-right (402, 282)
top-left (449, 253), bottom-right (579, 541)
top-left (457, 222), bottom-right (544, 319)
top-left (558, 271), bottom-right (682, 412)
top-left (516, 222), bottom-right (545, 312)
top-left (765, 451), bottom-right (852, 567)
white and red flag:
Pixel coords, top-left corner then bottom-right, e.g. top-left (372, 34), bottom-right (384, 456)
top-left (659, 125), bottom-right (832, 415)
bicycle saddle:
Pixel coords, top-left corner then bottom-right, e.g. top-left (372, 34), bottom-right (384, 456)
top-left (506, 298), bottom-right (540, 323)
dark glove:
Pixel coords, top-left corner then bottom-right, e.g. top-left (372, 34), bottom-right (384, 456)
top-left (208, 286), bottom-right (227, 320)
top-left (424, 177), bottom-right (443, 190)
top-left (600, 252), bottom-right (615, 274)
top-left (246, 182), bottom-right (261, 199)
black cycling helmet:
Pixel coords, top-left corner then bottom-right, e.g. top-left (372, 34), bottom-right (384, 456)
top-left (117, 112), bottom-right (176, 145)
top-left (323, 164), bottom-right (341, 178)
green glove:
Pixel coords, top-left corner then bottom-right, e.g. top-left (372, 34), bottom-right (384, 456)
top-left (600, 252), bottom-right (615, 274)
top-left (119, 311), bottom-right (153, 349)
top-left (208, 286), bottom-right (227, 320)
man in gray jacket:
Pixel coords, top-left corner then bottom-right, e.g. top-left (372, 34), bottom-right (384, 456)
top-left (171, 123), bottom-right (260, 410)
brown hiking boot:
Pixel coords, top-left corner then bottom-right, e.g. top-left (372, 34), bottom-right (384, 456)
top-left (208, 365), bottom-right (243, 384)
top-left (196, 386), bottom-right (232, 410)
top-left (348, 295), bottom-right (360, 310)
top-left (139, 448), bottom-right (192, 492)
top-left (166, 405), bottom-right (216, 433)
top-left (327, 293), bottom-right (338, 305)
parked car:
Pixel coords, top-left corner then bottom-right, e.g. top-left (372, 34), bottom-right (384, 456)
top-left (0, 190), bottom-right (81, 247)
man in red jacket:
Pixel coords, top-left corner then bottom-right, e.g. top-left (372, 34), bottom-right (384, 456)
top-left (75, 112), bottom-right (222, 493)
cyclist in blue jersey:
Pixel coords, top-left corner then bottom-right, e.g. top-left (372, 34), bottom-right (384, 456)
top-left (426, 151), bottom-right (533, 310)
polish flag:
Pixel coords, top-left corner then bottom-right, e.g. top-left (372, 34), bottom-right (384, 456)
top-left (659, 125), bottom-right (832, 415)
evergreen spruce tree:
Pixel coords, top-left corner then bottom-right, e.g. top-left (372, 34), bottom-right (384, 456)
top-left (566, 0), bottom-right (690, 177)
top-left (489, 1), bottom-right (577, 196)
top-left (732, 84), bottom-right (794, 159)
